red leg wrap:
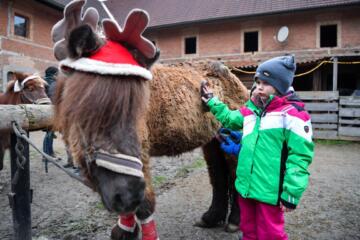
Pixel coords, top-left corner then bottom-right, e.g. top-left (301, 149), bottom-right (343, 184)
top-left (118, 214), bottom-right (136, 232)
top-left (141, 219), bottom-right (158, 240)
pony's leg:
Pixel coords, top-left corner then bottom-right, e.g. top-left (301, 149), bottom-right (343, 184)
top-left (225, 184), bottom-right (240, 232)
top-left (111, 153), bottom-right (158, 240)
top-left (111, 214), bottom-right (140, 240)
top-left (0, 144), bottom-right (4, 171)
top-left (0, 135), bottom-right (9, 171)
top-left (111, 182), bottom-right (158, 240)
top-left (224, 154), bottom-right (240, 232)
top-left (195, 137), bottom-right (229, 228)
top-left (135, 167), bottom-right (159, 240)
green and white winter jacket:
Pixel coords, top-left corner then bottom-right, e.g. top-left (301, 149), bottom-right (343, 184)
top-left (207, 92), bottom-right (314, 208)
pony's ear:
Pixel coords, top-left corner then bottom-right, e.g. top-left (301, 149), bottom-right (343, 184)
top-left (68, 24), bottom-right (104, 59)
top-left (13, 72), bottom-right (28, 82)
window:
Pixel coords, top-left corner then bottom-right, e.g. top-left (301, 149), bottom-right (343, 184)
top-left (184, 36), bottom-right (197, 54)
top-left (14, 14), bottom-right (29, 38)
top-left (320, 24), bottom-right (337, 48)
top-left (244, 31), bottom-right (258, 52)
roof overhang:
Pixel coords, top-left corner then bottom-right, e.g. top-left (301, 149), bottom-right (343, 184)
top-left (34, 0), bottom-right (65, 11)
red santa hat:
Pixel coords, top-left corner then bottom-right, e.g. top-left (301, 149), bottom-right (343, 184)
top-left (60, 40), bottom-right (152, 80)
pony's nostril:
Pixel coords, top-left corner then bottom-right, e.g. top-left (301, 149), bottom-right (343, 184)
top-left (114, 194), bottom-right (123, 206)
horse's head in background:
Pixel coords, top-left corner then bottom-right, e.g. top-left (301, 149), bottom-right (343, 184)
top-left (0, 72), bottom-right (51, 171)
top-left (0, 72), bottom-right (51, 105)
top-left (51, 0), bottom-right (159, 214)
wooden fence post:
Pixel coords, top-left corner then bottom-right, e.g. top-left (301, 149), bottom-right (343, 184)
top-left (9, 132), bottom-right (32, 240)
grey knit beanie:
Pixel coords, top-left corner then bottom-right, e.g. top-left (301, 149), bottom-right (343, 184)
top-left (254, 55), bottom-right (296, 95)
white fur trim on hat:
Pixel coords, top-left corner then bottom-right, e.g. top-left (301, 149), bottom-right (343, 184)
top-left (60, 58), bottom-right (152, 80)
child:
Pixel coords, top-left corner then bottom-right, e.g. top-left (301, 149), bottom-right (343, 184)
top-left (201, 55), bottom-right (314, 240)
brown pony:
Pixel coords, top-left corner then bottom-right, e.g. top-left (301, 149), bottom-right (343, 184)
top-left (51, 1), bottom-right (248, 239)
top-left (0, 72), bottom-right (51, 170)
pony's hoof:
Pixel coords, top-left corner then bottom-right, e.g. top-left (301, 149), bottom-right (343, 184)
top-left (225, 223), bottom-right (239, 233)
top-left (194, 219), bottom-right (208, 228)
top-left (194, 219), bottom-right (224, 228)
top-left (111, 224), bottom-right (139, 240)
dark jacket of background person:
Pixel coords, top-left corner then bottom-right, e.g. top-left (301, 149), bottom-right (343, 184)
top-left (44, 66), bottom-right (58, 101)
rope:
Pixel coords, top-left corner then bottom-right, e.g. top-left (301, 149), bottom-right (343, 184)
top-left (11, 121), bottom-right (90, 187)
top-left (11, 124), bottom-right (28, 187)
top-left (230, 60), bottom-right (360, 77)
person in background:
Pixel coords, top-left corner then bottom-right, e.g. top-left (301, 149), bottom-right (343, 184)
top-left (201, 55), bottom-right (314, 240)
top-left (42, 66), bottom-right (58, 158)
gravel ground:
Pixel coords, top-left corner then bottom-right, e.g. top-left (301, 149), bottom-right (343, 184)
top-left (0, 131), bottom-right (359, 240)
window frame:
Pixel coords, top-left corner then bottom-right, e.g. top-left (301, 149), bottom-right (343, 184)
top-left (11, 9), bottom-right (33, 40)
top-left (182, 35), bottom-right (199, 57)
top-left (241, 28), bottom-right (261, 53)
top-left (317, 21), bottom-right (341, 48)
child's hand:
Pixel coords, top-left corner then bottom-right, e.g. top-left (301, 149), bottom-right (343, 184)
top-left (280, 202), bottom-right (295, 212)
top-left (200, 80), bottom-right (214, 103)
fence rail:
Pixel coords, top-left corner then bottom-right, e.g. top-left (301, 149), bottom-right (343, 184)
top-left (339, 96), bottom-right (360, 138)
top-left (0, 104), bottom-right (53, 131)
top-left (297, 91), bottom-right (360, 141)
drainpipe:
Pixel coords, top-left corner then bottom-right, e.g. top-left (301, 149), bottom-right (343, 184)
top-left (332, 56), bottom-right (338, 91)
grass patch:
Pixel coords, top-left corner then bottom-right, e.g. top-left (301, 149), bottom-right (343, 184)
top-left (191, 157), bottom-right (206, 169)
top-left (175, 157), bottom-right (206, 178)
top-left (152, 175), bottom-right (167, 187)
top-left (314, 139), bottom-right (352, 145)
top-left (94, 201), bottom-right (105, 210)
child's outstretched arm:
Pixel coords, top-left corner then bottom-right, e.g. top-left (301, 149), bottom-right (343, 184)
top-left (281, 113), bottom-right (314, 210)
top-left (201, 83), bottom-right (244, 130)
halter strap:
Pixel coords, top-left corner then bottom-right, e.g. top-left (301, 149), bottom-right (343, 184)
top-left (13, 75), bottom-right (39, 92)
top-left (94, 150), bottom-right (144, 178)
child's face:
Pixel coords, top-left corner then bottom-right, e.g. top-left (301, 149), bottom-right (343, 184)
top-left (254, 78), bottom-right (277, 99)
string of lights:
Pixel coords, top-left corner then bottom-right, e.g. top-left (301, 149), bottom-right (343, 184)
top-left (230, 60), bottom-right (360, 77)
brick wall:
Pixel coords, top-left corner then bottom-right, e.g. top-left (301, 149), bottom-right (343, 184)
top-left (146, 6), bottom-right (360, 62)
top-left (0, 0), bottom-right (61, 91)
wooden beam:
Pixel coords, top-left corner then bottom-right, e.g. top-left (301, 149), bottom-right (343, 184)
top-left (305, 102), bottom-right (338, 111)
top-left (339, 108), bottom-right (360, 117)
top-left (340, 97), bottom-right (360, 106)
top-left (339, 126), bottom-right (360, 137)
top-left (311, 113), bottom-right (338, 123)
top-left (313, 130), bottom-right (338, 139)
top-left (312, 123), bottom-right (338, 130)
top-left (0, 104), bottom-right (53, 131)
top-left (339, 118), bottom-right (360, 125)
top-left (297, 91), bottom-right (339, 101)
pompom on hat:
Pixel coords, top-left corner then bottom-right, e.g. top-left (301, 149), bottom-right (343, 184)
top-left (254, 55), bottom-right (296, 95)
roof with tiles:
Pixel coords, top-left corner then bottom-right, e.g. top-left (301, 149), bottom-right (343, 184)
top-left (104, 0), bottom-right (360, 28)
top-left (47, 0), bottom-right (360, 28)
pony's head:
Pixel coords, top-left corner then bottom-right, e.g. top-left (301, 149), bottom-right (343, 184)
top-left (6, 72), bottom-right (51, 104)
top-left (52, 0), bottom-right (159, 213)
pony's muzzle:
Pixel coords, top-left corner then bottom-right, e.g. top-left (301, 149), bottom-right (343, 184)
top-left (112, 177), bottom-right (145, 213)
top-left (92, 150), bottom-right (146, 213)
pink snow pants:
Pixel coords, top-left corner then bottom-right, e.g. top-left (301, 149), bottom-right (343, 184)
top-left (237, 196), bottom-right (288, 240)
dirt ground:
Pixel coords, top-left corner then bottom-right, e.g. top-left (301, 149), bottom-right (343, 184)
top-left (0, 131), bottom-right (360, 240)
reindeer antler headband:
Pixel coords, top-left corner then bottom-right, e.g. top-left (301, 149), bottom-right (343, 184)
top-left (51, 0), bottom-right (158, 80)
